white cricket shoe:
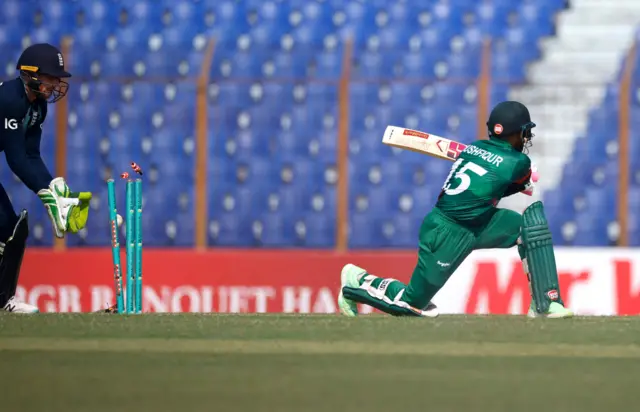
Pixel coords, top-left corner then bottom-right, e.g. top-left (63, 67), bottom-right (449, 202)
top-left (338, 263), bottom-right (366, 316)
top-left (3, 296), bottom-right (39, 313)
top-left (421, 301), bottom-right (440, 318)
top-left (527, 301), bottom-right (573, 319)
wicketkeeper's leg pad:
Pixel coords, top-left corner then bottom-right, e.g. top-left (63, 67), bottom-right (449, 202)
top-left (520, 201), bottom-right (563, 313)
top-left (0, 210), bottom-right (29, 307)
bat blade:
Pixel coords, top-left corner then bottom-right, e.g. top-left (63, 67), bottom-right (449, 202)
top-left (382, 125), bottom-right (467, 162)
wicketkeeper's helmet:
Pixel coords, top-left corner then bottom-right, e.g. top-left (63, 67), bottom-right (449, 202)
top-left (16, 43), bottom-right (71, 103)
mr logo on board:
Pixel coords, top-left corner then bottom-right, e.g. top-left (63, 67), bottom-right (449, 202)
top-left (4, 118), bottom-right (18, 130)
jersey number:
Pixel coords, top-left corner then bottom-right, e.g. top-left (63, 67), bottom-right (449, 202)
top-left (442, 159), bottom-right (487, 195)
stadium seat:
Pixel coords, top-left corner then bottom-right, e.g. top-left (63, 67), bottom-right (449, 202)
top-left (0, 0), bottom-right (589, 248)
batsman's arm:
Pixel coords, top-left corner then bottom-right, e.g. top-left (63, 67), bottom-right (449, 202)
top-left (503, 156), bottom-right (532, 197)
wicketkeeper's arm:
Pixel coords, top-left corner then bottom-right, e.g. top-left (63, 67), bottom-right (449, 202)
top-left (24, 119), bottom-right (56, 185)
top-left (2, 122), bottom-right (52, 193)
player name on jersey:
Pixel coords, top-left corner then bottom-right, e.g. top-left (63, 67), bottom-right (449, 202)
top-left (462, 145), bottom-right (504, 167)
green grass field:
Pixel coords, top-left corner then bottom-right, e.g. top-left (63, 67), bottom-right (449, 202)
top-left (1, 314), bottom-right (639, 412)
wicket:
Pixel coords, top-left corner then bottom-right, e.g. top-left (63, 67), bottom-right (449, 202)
top-left (107, 178), bottom-right (143, 314)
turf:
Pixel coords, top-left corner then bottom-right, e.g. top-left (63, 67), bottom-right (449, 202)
top-left (1, 314), bottom-right (639, 412)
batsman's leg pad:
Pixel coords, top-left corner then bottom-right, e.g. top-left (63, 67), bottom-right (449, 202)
top-left (521, 201), bottom-right (563, 313)
top-left (0, 210), bottom-right (28, 307)
top-left (342, 275), bottom-right (427, 317)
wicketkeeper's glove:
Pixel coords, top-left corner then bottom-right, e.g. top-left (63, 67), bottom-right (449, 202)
top-left (37, 177), bottom-right (92, 238)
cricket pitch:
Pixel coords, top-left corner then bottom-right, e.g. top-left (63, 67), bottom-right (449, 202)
top-left (1, 314), bottom-right (638, 411)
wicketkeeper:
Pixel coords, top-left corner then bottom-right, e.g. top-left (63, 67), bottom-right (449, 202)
top-left (0, 43), bottom-right (91, 313)
top-left (339, 101), bottom-right (573, 318)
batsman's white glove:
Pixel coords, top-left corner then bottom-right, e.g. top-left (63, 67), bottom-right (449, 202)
top-left (522, 164), bottom-right (538, 196)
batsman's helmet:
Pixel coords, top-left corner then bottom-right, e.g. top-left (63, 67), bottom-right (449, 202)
top-left (486, 101), bottom-right (535, 152)
top-left (487, 101), bottom-right (535, 138)
top-left (16, 43), bottom-right (71, 103)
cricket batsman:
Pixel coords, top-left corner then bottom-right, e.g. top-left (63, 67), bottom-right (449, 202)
top-left (0, 43), bottom-right (91, 313)
top-left (339, 101), bottom-right (573, 318)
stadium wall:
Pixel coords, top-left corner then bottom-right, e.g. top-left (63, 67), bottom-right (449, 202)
top-left (17, 248), bottom-right (640, 315)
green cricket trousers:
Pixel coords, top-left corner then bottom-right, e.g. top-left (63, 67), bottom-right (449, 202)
top-left (342, 207), bottom-right (523, 316)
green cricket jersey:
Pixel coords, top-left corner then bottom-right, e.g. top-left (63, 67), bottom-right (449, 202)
top-left (435, 138), bottom-right (532, 226)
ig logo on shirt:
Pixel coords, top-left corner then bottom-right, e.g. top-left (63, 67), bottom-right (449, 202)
top-left (4, 118), bottom-right (17, 130)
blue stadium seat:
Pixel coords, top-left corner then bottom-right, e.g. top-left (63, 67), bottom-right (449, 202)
top-left (0, 25), bottom-right (24, 45)
top-left (108, 130), bottom-right (143, 161)
top-left (475, 0), bottom-right (513, 28)
top-left (313, 50), bottom-right (343, 79)
top-left (402, 52), bottom-right (440, 79)
top-left (40, 0), bottom-right (76, 28)
top-left (209, 212), bottom-right (253, 246)
top-left (448, 48), bottom-right (482, 78)
top-left (252, 211), bottom-right (297, 247)
top-left (298, 212), bottom-right (335, 247)
top-left (27, 27), bottom-right (60, 45)
top-left (584, 187), bottom-right (616, 217)
top-left (0, 0), bottom-right (573, 248)
top-left (629, 208), bottom-right (640, 246)
top-left (2, 0), bottom-right (33, 26)
top-left (349, 212), bottom-right (379, 248)
top-left (492, 50), bottom-right (527, 82)
top-left (127, 1), bottom-right (162, 29)
top-left (573, 212), bottom-right (608, 246)
top-left (387, 213), bottom-right (422, 247)
top-left (100, 49), bottom-right (136, 77)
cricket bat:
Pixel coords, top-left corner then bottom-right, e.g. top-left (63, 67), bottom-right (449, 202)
top-left (382, 125), bottom-right (538, 196)
top-left (381, 125), bottom-right (467, 162)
